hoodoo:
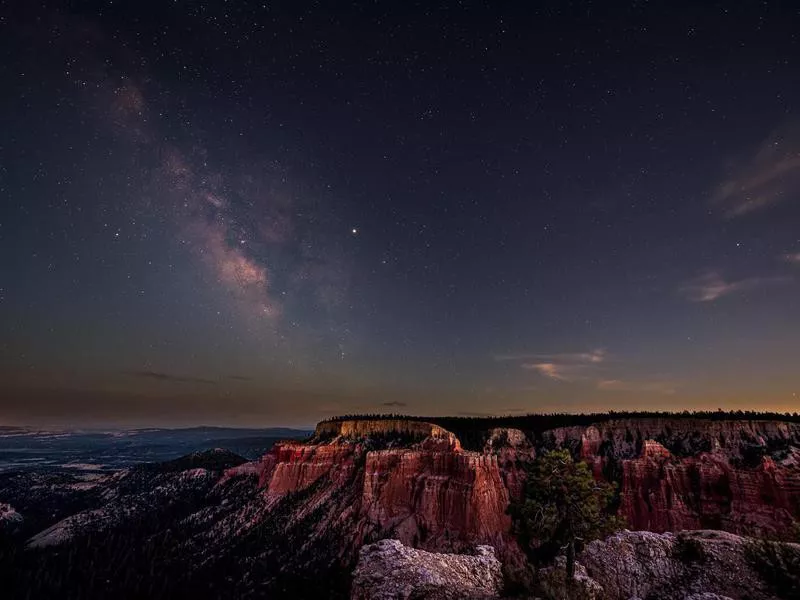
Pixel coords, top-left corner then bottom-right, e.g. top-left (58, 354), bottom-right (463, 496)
top-left (238, 416), bottom-right (800, 555)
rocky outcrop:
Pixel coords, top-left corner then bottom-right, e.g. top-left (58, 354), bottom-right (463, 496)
top-left (546, 419), bottom-right (800, 461)
top-left (350, 539), bottom-right (503, 600)
top-left (546, 419), bottom-right (800, 538)
top-left (618, 443), bottom-right (800, 535)
top-left (538, 529), bottom-right (800, 600)
top-left (537, 559), bottom-right (605, 600)
top-left (361, 449), bottom-right (511, 549)
top-left (220, 420), bottom-right (521, 562)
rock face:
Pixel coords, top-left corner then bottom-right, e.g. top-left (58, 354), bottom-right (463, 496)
top-left (617, 442), bottom-right (800, 535)
top-left (350, 539), bottom-right (503, 600)
top-left (546, 419), bottom-right (800, 538)
top-left (224, 420), bottom-right (521, 562)
top-left (215, 417), bottom-right (800, 570)
top-left (538, 529), bottom-right (800, 600)
top-left (361, 449), bottom-right (511, 549)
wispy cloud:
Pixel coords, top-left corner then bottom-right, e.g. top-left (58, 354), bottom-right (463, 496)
top-left (680, 271), bottom-right (789, 302)
top-left (502, 349), bottom-right (606, 382)
top-left (495, 349), bottom-right (605, 363)
top-left (522, 362), bottom-right (580, 382)
top-left (597, 379), bottom-right (677, 395)
top-left (126, 371), bottom-right (216, 385)
top-left (500, 348), bottom-right (679, 395)
top-left (711, 123), bottom-right (800, 218)
top-left (381, 401), bottom-right (408, 407)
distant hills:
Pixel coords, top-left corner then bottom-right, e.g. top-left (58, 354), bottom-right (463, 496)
top-left (0, 426), bottom-right (311, 473)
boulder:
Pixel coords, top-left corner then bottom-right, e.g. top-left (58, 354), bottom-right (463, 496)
top-left (350, 539), bottom-right (503, 600)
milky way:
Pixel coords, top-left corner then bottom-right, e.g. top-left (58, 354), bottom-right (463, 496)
top-left (108, 76), bottom-right (346, 331)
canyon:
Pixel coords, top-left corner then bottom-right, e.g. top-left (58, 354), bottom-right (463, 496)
top-left (230, 416), bottom-right (800, 559)
top-left (2, 415), bottom-right (799, 598)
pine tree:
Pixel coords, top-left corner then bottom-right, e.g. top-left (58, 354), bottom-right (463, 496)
top-left (509, 449), bottom-right (624, 579)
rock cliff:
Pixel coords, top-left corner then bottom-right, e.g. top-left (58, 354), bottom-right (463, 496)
top-left (547, 419), bottom-right (800, 537)
top-left (222, 419), bottom-right (518, 560)
top-left (234, 417), bottom-right (800, 560)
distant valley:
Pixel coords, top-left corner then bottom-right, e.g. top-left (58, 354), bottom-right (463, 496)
top-left (0, 426), bottom-right (312, 473)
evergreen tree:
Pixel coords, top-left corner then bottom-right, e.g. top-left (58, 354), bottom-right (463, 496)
top-left (509, 449), bottom-right (624, 579)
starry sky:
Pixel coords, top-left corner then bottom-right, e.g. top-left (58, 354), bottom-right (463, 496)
top-left (1, 1), bottom-right (799, 427)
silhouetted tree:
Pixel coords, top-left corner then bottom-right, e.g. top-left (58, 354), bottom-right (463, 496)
top-left (508, 449), bottom-right (624, 580)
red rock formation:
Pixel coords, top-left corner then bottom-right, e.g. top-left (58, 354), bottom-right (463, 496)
top-left (361, 449), bottom-right (510, 548)
top-left (222, 417), bottom-right (800, 568)
top-left (221, 420), bottom-right (520, 562)
top-left (548, 419), bottom-right (800, 538)
top-left (618, 442), bottom-right (800, 535)
top-left (483, 428), bottom-right (535, 499)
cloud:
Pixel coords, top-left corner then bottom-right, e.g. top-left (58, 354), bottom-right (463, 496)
top-left (522, 362), bottom-right (579, 382)
top-left (597, 379), bottom-right (677, 395)
top-left (381, 401), bottom-right (408, 407)
top-left (502, 349), bottom-right (680, 395)
top-left (711, 123), bottom-right (800, 218)
top-left (125, 371), bottom-right (216, 385)
top-left (504, 349), bottom-right (606, 382)
top-left (680, 271), bottom-right (789, 302)
top-left (495, 349), bottom-right (605, 363)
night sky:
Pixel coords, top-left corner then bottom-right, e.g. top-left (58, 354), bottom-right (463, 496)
top-left (1, 2), bottom-right (799, 427)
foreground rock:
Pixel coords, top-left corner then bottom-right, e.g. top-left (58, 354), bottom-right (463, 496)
top-left (539, 529), bottom-right (800, 600)
top-left (351, 539), bottom-right (503, 600)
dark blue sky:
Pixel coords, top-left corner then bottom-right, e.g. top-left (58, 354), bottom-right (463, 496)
top-left (1, 1), bottom-right (799, 426)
